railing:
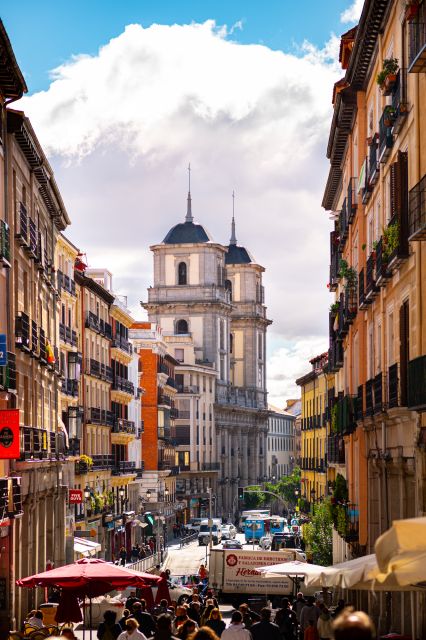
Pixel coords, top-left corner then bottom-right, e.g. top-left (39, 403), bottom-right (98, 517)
top-left (386, 213), bottom-right (409, 270)
top-left (86, 407), bottom-right (115, 426)
top-left (391, 69), bottom-right (408, 134)
top-left (158, 395), bottom-right (172, 407)
top-left (112, 376), bottom-right (135, 395)
top-left (85, 311), bottom-right (101, 333)
top-left (39, 328), bottom-right (47, 365)
top-left (0, 219), bottom-right (11, 266)
top-left (358, 269), bottom-right (367, 308)
top-left (367, 135), bottom-right (379, 186)
top-left (408, 19), bottom-right (426, 72)
top-left (329, 246), bottom-right (341, 291)
top-left (59, 323), bottom-right (78, 347)
top-left (15, 312), bottom-right (30, 351)
top-left (57, 270), bottom-right (76, 296)
top-left (20, 426), bottom-right (66, 460)
top-left (408, 174), bottom-right (426, 240)
top-left (407, 355), bottom-right (426, 410)
top-left (339, 198), bottom-right (349, 249)
top-left (91, 454), bottom-right (114, 470)
top-left (15, 202), bottom-right (28, 245)
top-left (375, 237), bottom-right (390, 286)
top-left (31, 320), bottom-right (38, 356)
top-left (157, 362), bottom-right (169, 375)
top-left (112, 461), bottom-right (136, 475)
top-left (328, 340), bottom-right (343, 373)
top-left (112, 334), bottom-right (131, 354)
top-left (0, 352), bottom-right (17, 391)
top-left (177, 385), bottom-right (199, 394)
top-left (347, 178), bottom-right (358, 224)
top-left (355, 385), bottom-right (364, 421)
top-left (388, 363), bottom-right (399, 408)
top-left (200, 462), bottom-right (220, 471)
top-left (61, 378), bottom-right (79, 397)
top-left (85, 358), bottom-right (101, 378)
top-left (365, 379), bottom-right (374, 416)
top-left (336, 394), bottom-right (357, 435)
top-left (112, 418), bottom-right (136, 434)
top-left (0, 478), bottom-right (23, 518)
top-left (378, 109), bottom-right (393, 163)
top-left (365, 253), bottom-right (378, 300)
top-left (373, 372), bottom-right (384, 413)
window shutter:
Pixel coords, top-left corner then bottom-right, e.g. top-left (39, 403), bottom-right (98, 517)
top-left (390, 162), bottom-right (397, 220)
top-left (399, 301), bottom-right (409, 406)
top-left (396, 151), bottom-right (409, 255)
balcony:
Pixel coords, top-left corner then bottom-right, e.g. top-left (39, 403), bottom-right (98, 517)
top-left (328, 340), bottom-right (343, 373)
top-left (367, 135), bottom-right (379, 187)
top-left (85, 407), bottom-right (115, 426)
top-left (166, 376), bottom-right (176, 389)
top-left (158, 362), bottom-right (169, 375)
top-left (339, 199), bottom-right (349, 250)
top-left (15, 312), bottom-right (30, 352)
top-left (0, 478), bottom-right (23, 519)
top-left (15, 202), bottom-right (28, 246)
top-left (112, 376), bottom-right (134, 395)
top-left (112, 461), bottom-right (137, 475)
top-left (158, 394), bottom-right (172, 407)
top-left (19, 426), bottom-right (66, 461)
top-left (365, 379), bottom-right (374, 417)
top-left (177, 385), bottom-right (199, 394)
top-left (375, 238), bottom-right (391, 287)
top-left (355, 385), bottom-right (364, 421)
top-left (91, 454), bottom-right (114, 470)
top-left (408, 18), bottom-right (426, 73)
top-left (347, 178), bottom-right (358, 224)
top-left (30, 320), bottom-right (38, 358)
top-left (378, 109), bottom-right (393, 164)
top-left (85, 358), bottom-right (101, 378)
top-left (57, 270), bottom-right (76, 296)
top-left (358, 269), bottom-right (368, 309)
top-left (112, 334), bottom-right (131, 354)
top-left (408, 174), bottom-right (426, 240)
top-left (170, 407), bottom-right (179, 419)
top-left (388, 363), bottom-right (399, 409)
top-left (336, 394), bottom-right (357, 436)
top-left (59, 322), bottom-right (78, 347)
top-left (361, 157), bottom-right (372, 204)
top-left (61, 378), bottom-right (79, 397)
top-left (27, 218), bottom-right (38, 259)
top-left (386, 213), bottom-right (409, 273)
top-left (365, 254), bottom-right (379, 302)
top-left (171, 426), bottom-right (190, 445)
top-left (0, 219), bottom-right (11, 267)
top-left (408, 355), bottom-right (426, 410)
top-left (0, 352), bottom-right (17, 391)
top-left (39, 328), bottom-right (47, 365)
top-left (344, 286), bottom-right (357, 326)
top-left (373, 372), bottom-right (384, 414)
top-left (329, 243), bottom-right (341, 292)
top-left (112, 418), bottom-right (136, 434)
top-left (390, 70), bottom-right (408, 134)
top-left (200, 462), bottom-right (220, 471)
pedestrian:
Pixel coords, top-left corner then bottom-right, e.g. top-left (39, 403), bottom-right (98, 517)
top-left (176, 619), bottom-right (197, 639)
top-left (149, 538), bottom-right (155, 554)
top-left (117, 617), bottom-right (148, 640)
top-left (198, 564), bottom-right (208, 581)
top-left (132, 601), bottom-right (156, 637)
top-left (332, 600), bottom-right (345, 619)
top-left (221, 611), bottom-right (252, 640)
top-left (250, 608), bottom-right (281, 640)
top-left (300, 597), bottom-right (320, 637)
top-left (132, 545), bottom-right (140, 561)
top-left (274, 597), bottom-right (297, 639)
top-left (200, 600), bottom-right (215, 626)
top-left (139, 546), bottom-right (147, 559)
top-left (150, 613), bottom-right (179, 640)
top-left (205, 608), bottom-right (225, 638)
top-left (189, 629), bottom-right (221, 640)
top-left (97, 610), bottom-right (122, 640)
top-left (126, 592), bottom-right (141, 611)
top-left (187, 602), bottom-right (201, 625)
top-left (173, 606), bottom-right (189, 634)
top-left (293, 593), bottom-right (306, 624)
top-left (119, 610), bottom-right (132, 630)
top-left (152, 564), bottom-right (162, 576)
top-left (332, 608), bottom-right (375, 640)
top-left (238, 604), bottom-right (259, 630)
top-left (120, 546), bottom-right (127, 566)
top-left (26, 610), bottom-right (44, 629)
top-left (317, 607), bottom-right (333, 640)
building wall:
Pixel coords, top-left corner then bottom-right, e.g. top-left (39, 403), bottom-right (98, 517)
top-left (267, 410), bottom-right (296, 479)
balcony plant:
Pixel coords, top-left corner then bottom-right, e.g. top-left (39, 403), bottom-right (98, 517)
top-left (382, 220), bottom-right (400, 259)
top-left (383, 105), bottom-right (397, 127)
top-left (377, 58), bottom-right (399, 95)
top-left (78, 453), bottom-right (93, 470)
top-left (330, 302), bottom-right (339, 316)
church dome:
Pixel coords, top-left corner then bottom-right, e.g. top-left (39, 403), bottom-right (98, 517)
top-left (163, 221), bottom-right (211, 244)
top-left (225, 244), bottom-right (253, 264)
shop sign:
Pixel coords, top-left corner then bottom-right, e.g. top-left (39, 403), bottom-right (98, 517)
top-left (69, 489), bottom-right (83, 504)
top-left (0, 410), bottom-right (20, 459)
top-left (0, 335), bottom-right (7, 366)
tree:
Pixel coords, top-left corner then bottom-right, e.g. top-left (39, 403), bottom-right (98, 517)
top-left (243, 485), bottom-right (265, 509)
top-left (303, 498), bottom-right (333, 566)
top-left (264, 466), bottom-right (301, 510)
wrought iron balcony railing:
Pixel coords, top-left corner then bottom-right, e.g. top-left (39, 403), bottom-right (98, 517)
top-left (388, 363), bottom-right (399, 409)
top-left (408, 174), bottom-right (426, 240)
top-left (0, 219), bottom-right (11, 267)
top-left (408, 18), bottom-right (426, 73)
top-left (0, 352), bottom-right (16, 391)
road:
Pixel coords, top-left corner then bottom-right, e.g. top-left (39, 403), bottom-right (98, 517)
top-left (164, 533), bottom-right (248, 576)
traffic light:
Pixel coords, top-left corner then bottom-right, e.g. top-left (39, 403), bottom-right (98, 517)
top-left (238, 487), bottom-right (244, 501)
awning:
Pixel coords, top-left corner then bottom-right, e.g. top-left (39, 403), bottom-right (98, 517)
top-left (73, 537), bottom-right (101, 557)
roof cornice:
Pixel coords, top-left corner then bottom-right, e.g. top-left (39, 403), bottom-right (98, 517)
top-left (0, 20), bottom-right (27, 99)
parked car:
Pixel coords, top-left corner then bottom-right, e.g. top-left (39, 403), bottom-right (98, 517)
top-left (198, 519), bottom-right (222, 546)
top-left (222, 539), bottom-right (243, 549)
top-left (186, 518), bottom-right (203, 534)
top-left (221, 524), bottom-right (236, 540)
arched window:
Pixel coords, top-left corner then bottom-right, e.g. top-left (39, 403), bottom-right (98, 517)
top-left (178, 262), bottom-right (187, 285)
top-left (176, 319), bottom-right (189, 334)
top-left (225, 279), bottom-right (232, 301)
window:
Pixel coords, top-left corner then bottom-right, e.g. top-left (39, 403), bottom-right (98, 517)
top-left (175, 348), bottom-right (184, 362)
top-left (225, 279), bottom-right (232, 301)
top-left (388, 312), bottom-right (394, 365)
top-left (178, 262), bottom-right (187, 285)
top-left (229, 333), bottom-right (233, 354)
top-left (176, 319), bottom-right (188, 334)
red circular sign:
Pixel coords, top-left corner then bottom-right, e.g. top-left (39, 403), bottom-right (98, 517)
top-left (226, 554), bottom-right (238, 567)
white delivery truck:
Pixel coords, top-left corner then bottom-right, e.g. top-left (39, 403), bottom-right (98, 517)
top-left (209, 547), bottom-right (309, 603)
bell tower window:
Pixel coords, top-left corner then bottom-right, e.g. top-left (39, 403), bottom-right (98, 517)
top-left (178, 262), bottom-right (187, 285)
top-left (176, 319), bottom-right (189, 335)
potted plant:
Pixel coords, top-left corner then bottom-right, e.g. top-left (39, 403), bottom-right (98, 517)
top-left (330, 302), bottom-right (339, 316)
top-left (371, 240), bottom-right (378, 260)
top-left (78, 453), bottom-right (93, 470)
top-left (377, 58), bottom-right (399, 95)
top-left (383, 220), bottom-right (400, 260)
top-left (383, 105), bottom-right (397, 127)
top-left (405, 0), bottom-right (419, 21)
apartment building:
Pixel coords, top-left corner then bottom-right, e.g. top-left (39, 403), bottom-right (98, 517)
top-left (322, 0), bottom-right (426, 634)
top-left (267, 406), bottom-right (296, 480)
top-left (296, 354), bottom-right (329, 508)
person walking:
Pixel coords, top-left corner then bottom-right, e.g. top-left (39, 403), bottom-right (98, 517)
top-left (300, 597), bottom-right (320, 638)
top-left (221, 611), bottom-right (252, 640)
top-left (205, 608), bottom-right (226, 638)
top-left (274, 598), bottom-right (297, 640)
top-left (97, 610), bottom-right (122, 640)
top-left (117, 618), bottom-right (148, 640)
top-left (317, 607), bottom-right (333, 640)
top-left (119, 546), bottom-right (127, 566)
top-left (250, 608), bottom-right (281, 640)
top-left (333, 608), bottom-right (375, 640)
top-left (132, 601), bottom-right (156, 638)
top-left (150, 613), bottom-right (179, 640)
top-left (293, 593), bottom-right (306, 624)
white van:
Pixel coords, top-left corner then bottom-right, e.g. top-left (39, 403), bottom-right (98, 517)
top-left (198, 519), bottom-right (222, 546)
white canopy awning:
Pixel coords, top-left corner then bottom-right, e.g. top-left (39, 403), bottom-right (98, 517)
top-left (73, 536), bottom-right (101, 557)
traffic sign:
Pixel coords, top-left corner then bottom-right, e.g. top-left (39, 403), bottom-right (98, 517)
top-left (0, 335), bottom-right (7, 366)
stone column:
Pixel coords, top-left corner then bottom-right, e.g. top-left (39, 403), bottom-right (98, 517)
top-left (241, 430), bottom-right (249, 486)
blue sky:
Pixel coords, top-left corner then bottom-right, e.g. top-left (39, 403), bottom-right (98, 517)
top-left (3, 0), bottom-right (355, 93)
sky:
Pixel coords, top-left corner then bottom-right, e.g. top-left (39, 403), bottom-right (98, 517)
top-left (2, 0), bottom-right (362, 406)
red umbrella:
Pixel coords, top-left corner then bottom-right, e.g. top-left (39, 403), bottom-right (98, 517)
top-left (55, 590), bottom-right (83, 623)
top-left (17, 558), bottom-right (161, 593)
top-left (154, 577), bottom-right (172, 606)
top-left (138, 584), bottom-right (155, 611)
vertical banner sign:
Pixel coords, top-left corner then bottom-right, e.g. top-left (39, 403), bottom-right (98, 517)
top-left (0, 334), bottom-right (7, 366)
top-left (0, 410), bottom-right (20, 459)
top-left (69, 489), bottom-right (83, 504)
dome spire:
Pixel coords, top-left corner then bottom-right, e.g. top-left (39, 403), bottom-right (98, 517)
top-left (230, 190), bottom-right (237, 245)
top-left (185, 163), bottom-right (193, 223)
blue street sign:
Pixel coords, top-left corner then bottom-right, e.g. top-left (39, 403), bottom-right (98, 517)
top-left (0, 335), bottom-right (7, 367)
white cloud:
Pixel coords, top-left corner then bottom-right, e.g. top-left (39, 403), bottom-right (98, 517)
top-left (19, 21), bottom-right (341, 405)
top-left (341, 0), bottom-right (364, 23)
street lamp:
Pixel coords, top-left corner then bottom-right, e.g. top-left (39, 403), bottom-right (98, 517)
top-left (84, 486), bottom-right (91, 500)
top-left (146, 489), bottom-right (152, 500)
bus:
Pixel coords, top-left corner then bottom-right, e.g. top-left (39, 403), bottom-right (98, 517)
top-left (239, 509), bottom-right (270, 532)
top-left (269, 516), bottom-right (287, 535)
top-left (244, 517), bottom-right (266, 543)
